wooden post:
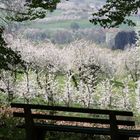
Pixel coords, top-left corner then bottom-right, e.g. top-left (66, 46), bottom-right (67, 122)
top-left (109, 113), bottom-right (119, 140)
top-left (24, 106), bottom-right (36, 140)
top-left (118, 135), bottom-right (129, 140)
top-left (34, 129), bottom-right (46, 140)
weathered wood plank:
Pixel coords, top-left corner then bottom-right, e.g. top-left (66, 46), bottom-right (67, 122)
top-left (11, 103), bottom-right (133, 116)
top-left (13, 112), bottom-right (135, 126)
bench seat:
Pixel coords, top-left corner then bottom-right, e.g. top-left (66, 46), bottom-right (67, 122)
top-left (17, 123), bottom-right (140, 137)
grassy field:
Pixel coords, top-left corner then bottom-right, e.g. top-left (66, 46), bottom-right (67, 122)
top-left (27, 14), bottom-right (139, 31)
top-left (28, 19), bottom-right (97, 30)
top-left (48, 9), bottom-right (63, 17)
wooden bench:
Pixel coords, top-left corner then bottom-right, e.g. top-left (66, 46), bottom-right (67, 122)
top-left (11, 103), bottom-right (140, 140)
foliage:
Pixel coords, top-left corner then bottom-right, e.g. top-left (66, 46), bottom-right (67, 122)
top-left (24, 27), bottom-right (107, 45)
top-left (0, 37), bottom-right (140, 138)
top-left (0, 105), bottom-right (25, 140)
top-left (0, 27), bottom-right (24, 71)
top-left (124, 46), bottom-right (140, 82)
top-left (0, 38), bottom-right (139, 115)
top-left (3, 0), bottom-right (139, 28)
top-left (0, 0), bottom-right (139, 71)
top-left (113, 30), bottom-right (137, 50)
top-left (6, 0), bottom-right (61, 22)
top-left (52, 30), bottom-right (74, 44)
top-left (90, 0), bottom-right (140, 28)
top-left (0, 1), bottom-right (140, 139)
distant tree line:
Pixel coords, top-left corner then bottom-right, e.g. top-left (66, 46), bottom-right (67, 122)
top-left (25, 26), bottom-right (137, 50)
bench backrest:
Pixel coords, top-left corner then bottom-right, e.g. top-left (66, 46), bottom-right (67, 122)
top-left (11, 103), bottom-right (135, 127)
top-left (11, 103), bottom-right (137, 140)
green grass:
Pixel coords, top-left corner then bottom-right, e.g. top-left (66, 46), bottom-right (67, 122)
top-left (27, 14), bottom-right (139, 31)
top-left (48, 9), bottom-right (63, 17)
top-left (28, 19), bottom-right (98, 30)
top-left (28, 20), bottom-right (139, 33)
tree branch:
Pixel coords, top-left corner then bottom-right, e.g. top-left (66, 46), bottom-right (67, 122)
top-left (0, 7), bottom-right (25, 14)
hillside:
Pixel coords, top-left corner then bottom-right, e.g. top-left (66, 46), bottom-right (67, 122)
top-left (18, 0), bottom-right (139, 49)
top-left (26, 0), bottom-right (106, 29)
top-left (25, 0), bottom-right (139, 30)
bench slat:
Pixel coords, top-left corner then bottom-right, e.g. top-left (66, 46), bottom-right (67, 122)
top-left (13, 112), bottom-right (135, 126)
top-left (35, 123), bottom-right (110, 135)
top-left (35, 124), bottom-right (140, 137)
top-left (14, 123), bottom-right (140, 137)
top-left (11, 103), bottom-right (133, 116)
top-left (118, 129), bottom-right (140, 137)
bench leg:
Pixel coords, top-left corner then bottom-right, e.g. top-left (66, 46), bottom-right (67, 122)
top-left (34, 129), bottom-right (46, 140)
top-left (26, 128), bottom-right (36, 140)
top-left (111, 135), bottom-right (129, 140)
top-left (118, 135), bottom-right (129, 140)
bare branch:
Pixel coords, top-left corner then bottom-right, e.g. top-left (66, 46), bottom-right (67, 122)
top-left (0, 16), bottom-right (8, 24)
